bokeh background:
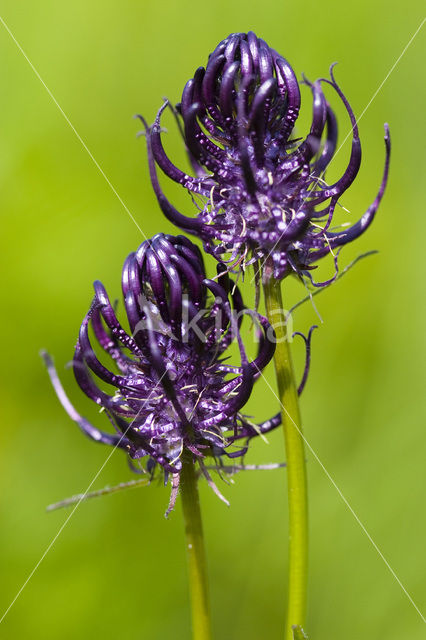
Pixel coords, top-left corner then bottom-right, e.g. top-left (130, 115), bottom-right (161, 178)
top-left (0, 1), bottom-right (425, 638)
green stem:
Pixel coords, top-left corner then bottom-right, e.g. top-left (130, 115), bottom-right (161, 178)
top-left (180, 460), bottom-right (212, 640)
top-left (263, 277), bottom-right (308, 639)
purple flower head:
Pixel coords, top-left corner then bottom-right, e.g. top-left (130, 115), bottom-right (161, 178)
top-left (143, 31), bottom-right (390, 282)
top-left (43, 233), bottom-right (282, 510)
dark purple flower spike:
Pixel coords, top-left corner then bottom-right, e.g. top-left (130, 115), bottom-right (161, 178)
top-left (43, 233), bottom-right (284, 511)
top-left (143, 32), bottom-right (390, 282)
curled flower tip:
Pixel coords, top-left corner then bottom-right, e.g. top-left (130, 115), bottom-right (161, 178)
top-left (145, 32), bottom-right (390, 282)
top-left (134, 113), bottom-right (149, 130)
top-left (237, 323), bottom-right (317, 439)
top-left (40, 350), bottom-right (126, 448)
top-left (292, 325), bottom-right (318, 395)
top-left (43, 234), bottom-right (280, 512)
top-left (316, 123), bottom-right (390, 259)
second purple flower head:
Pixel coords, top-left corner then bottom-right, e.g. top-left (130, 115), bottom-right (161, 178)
top-left (43, 234), bottom-right (283, 512)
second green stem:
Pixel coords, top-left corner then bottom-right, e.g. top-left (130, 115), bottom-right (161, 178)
top-left (263, 277), bottom-right (308, 640)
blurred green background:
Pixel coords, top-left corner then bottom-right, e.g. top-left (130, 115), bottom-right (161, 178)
top-left (0, 1), bottom-right (425, 638)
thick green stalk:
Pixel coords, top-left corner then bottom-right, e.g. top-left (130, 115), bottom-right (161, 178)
top-left (263, 277), bottom-right (308, 639)
top-left (180, 460), bottom-right (212, 640)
